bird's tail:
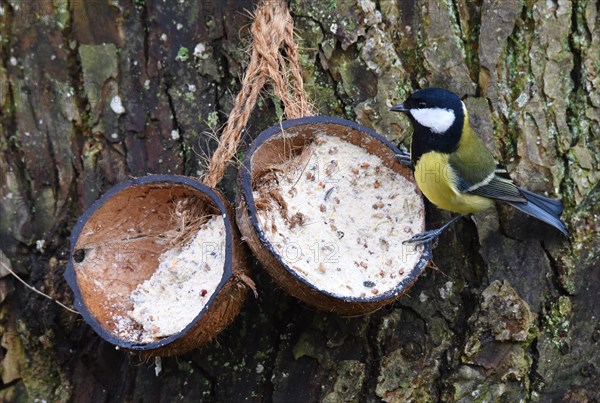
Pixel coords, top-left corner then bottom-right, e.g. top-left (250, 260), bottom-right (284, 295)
top-left (508, 188), bottom-right (569, 237)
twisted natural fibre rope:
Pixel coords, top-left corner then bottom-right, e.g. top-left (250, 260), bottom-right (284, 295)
top-left (203, 0), bottom-right (314, 188)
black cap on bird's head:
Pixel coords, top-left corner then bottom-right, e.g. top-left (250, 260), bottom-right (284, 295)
top-left (390, 88), bottom-right (466, 158)
top-left (391, 88), bottom-right (461, 111)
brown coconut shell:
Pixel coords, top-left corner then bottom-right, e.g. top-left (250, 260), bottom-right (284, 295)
top-left (65, 175), bottom-right (250, 356)
top-left (237, 116), bottom-right (428, 314)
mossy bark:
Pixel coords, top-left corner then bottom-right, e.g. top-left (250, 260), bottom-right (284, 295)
top-left (0, 0), bottom-right (598, 401)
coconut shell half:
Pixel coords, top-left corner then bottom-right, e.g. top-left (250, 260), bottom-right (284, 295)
top-left (237, 116), bottom-right (428, 314)
top-left (65, 175), bottom-right (250, 356)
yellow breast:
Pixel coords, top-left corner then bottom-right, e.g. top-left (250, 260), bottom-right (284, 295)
top-left (414, 152), bottom-right (494, 214)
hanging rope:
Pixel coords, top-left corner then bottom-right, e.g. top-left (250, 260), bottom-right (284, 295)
top-left (203, 0), bottom-right (314, 188)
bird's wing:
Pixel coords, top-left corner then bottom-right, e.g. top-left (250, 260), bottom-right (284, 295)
top-left (452, 161), bottom-right (528, 203)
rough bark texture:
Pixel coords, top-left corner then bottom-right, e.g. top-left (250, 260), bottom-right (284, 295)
top-left (0, 0), bottom-right (598, 402)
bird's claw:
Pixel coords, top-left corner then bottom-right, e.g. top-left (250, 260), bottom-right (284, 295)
top-left (395, 153), bottom-right (412, 167)
top-left (404, 233), bottom-right (435, 263)
top-left (403, 229), bottom-right (441, 246)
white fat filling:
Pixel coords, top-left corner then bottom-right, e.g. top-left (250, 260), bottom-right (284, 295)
top-left (253, 134), bottom-right (424, 299)
top-left (113, 215), bottom-right (226, 342)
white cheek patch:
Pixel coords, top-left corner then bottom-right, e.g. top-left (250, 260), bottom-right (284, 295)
top-left (410, 107), bottom-right (456, 134)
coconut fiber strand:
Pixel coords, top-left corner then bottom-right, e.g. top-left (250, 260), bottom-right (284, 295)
top-left (203, 0), bottom-right (314, 188)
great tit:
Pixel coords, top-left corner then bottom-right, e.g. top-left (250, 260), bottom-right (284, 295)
top-left (390, 87), bottom-right (569, 245)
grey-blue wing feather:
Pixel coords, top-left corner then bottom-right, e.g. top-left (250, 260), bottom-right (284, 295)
top-left (517, 188), bottom-right (564, 216)
top-left (455, 164), bottom-right (568, 236)
top-left (455, 164), bottom-right (526, 203)
top-left (508, 190), bottom-right (569, 236)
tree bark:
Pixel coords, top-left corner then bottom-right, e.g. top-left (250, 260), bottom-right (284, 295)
top-left (0, 0), bottom-right (598, 401)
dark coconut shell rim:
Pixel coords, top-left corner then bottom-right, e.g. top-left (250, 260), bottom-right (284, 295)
top-left (65, 175), bottom-right (234, 351)
top-left (239, 116), bottom-right (429, 305)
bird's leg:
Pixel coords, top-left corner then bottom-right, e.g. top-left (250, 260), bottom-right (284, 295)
top-left (403, 215), bottom-right (464, 246)
top-left (394, 152), bottom-right (412, 167)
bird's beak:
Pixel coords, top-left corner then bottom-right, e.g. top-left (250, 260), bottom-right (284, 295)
top-left (390, 103), bottom-right (408, 113)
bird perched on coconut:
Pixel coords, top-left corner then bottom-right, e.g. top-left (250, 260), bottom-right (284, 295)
top-left (390, 87), bottom-right (569, 246)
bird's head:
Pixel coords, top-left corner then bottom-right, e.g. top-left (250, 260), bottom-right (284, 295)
top-left (390, 88), bottom-right (465, 137)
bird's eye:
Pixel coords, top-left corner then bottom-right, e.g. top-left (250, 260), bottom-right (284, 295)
top-left (418, 101), bottom-right (427, 108)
